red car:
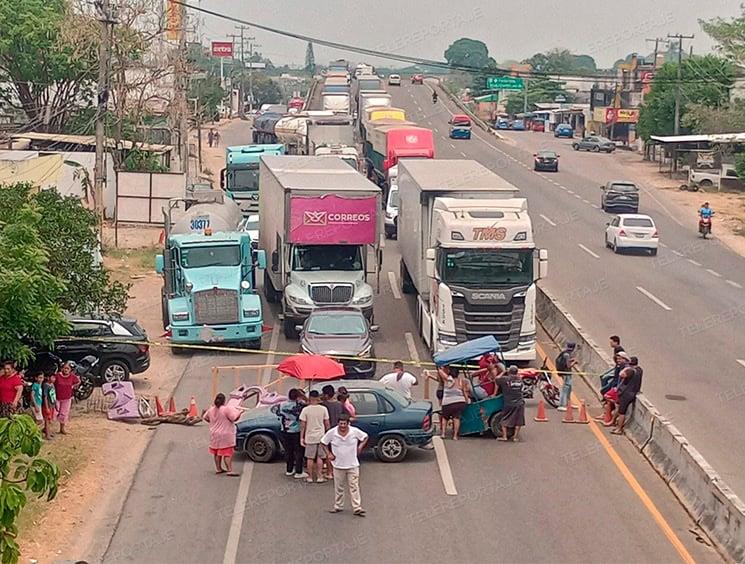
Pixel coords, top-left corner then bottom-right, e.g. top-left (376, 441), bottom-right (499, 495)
top-left (411, 74), bottom-right (424, 85)
top-left (531, 121), bottom-right (545, 132)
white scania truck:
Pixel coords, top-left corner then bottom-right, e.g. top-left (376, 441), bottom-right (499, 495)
top-left (398, 159), bottom-right (548, 360)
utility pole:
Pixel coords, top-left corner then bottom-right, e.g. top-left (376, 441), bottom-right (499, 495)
top-left (226, 32), bottom-right (241, 117)
top-left (189, 99), bottom-right (202, 174)
top-left (523, 78), bottom-right (529, 114)
top-left (247, 39), bottom-right (260, 113)
top-left (232, 25), bottom-right (251, 117)
top-left (173, 2), bottom-right (190, 181)
top-left (645, 38), bottom-right (669, 69)
top-left (94, 0), bottom-right (115, 240)
top-left (668, 33), bottom-right (694, 136)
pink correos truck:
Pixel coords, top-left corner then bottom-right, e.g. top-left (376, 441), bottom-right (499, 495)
top-left (259, 155), bottom-right (382, 338)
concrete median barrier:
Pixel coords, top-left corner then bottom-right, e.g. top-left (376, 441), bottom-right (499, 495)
top-left (537, 285), bottom-right (745, 562)
top-left (432, 79), bottom-right (503, 140)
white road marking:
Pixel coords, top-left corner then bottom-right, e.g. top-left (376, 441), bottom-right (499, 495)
top-left (223, 323), bottom-right (279, 564)
top-left (706, 268), bottom-right (722, 278)
top-left (566, 189), bottom-right (575, 194)
top-left (573, 194), bottom-right (582, 199)
top-left (591, 203), bottom-right (600, 208)
top-left (578, 243), bottom-right (600, 259)
top-left (460, 151), bottom-right (467, 157)
top-left (449, 143), bottom-right (455, 149)
top-left (582, 199), bottom-right (590, 204)
top-left (433, 127), bottom-right (438, 133)
top-left (726, 279), bottom-right (743, 289)
top-left (687, 259), bottom-right (702, 267)
top-left (388, 271), bottom-right (402, 300)
top-left (540, 214), bottom-right (557, 227)
top-left (737, 359), bottom-right (745, 369)
top-left (405, 332), bottom-right (421, 366)
top-left (433, 436), bottom-right (458, 496)
top-left (671, 250), bottom-right (684, 257)
top-left (636, 286), bottom-right (672, 311)
top-left (658, 242), bottom-right (667, 248)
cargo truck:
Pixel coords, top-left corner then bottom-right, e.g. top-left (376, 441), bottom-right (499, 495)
top-left (315, 144), bottom-right (360, 170)
top-left (155, 191), bottom-right (267, 351)
top-left (221, 144), bottom-right (286, 215)
top-left (252, 112), bottom-right (284, 144)
top-left (353, 76), bottom-right (383, 105)
top-left (306, 115), bottom-right (356, 154)
top-left (397, 159), bottom-right (548, 360)
top-left (259, 156), bottom-right (382, 338)
top-left (357, 92), bottom-right (392, 131)
top-left (364, 124), bottom-right (434, 185)
top-left (322, 91), bottom-right (350, 114)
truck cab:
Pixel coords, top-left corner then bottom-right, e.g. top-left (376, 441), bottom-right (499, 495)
top-left (221, 144), bottom-right (285, 216)
top-left (314, 144), bottom-right (360, 171)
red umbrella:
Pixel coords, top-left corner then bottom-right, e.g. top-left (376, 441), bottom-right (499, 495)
top-left (276, 354), bottom-right (346, 381)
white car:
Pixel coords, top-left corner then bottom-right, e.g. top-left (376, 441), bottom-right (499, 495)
top-left (245, 214), bottom-right (259, 249)
top-left (388, 74), bottom-right (401, 86)
top-left (605, 214), bottom-right (659, 255)
top-left (384, 184), bottom-right (399, 239)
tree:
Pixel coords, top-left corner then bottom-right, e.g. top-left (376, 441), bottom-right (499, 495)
top-left (683, 100), bottom-right (745, 133)
top-left (637, 55), bottom-right (734, 140)
top-left (0, 203), bottom-right (69, 363)
top-left (701, 6), bottom-right (745, 66)
top-left (0, 0), bottom-right (98, 132)
top-left (504, 77), bottom-right (571, 115)
top-left (244, 73), bottom-right (282, 107)
top-left (188, 76), bottom-right (225, 120)
top-left (0, 415), bottom-right (60, 564)
top-left (0, 183), bottom-right (130, 318)
top-left (304, 42), bottom-right (315, 74)
top-left (444, 38), bottom-right (495, 70)
top-left (523, 49), bottom-right (597, 74)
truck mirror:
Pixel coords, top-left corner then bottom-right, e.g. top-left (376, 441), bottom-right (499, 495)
top-left (155, 254), bottom-right (165, 274)
top-left (271, 250), bottom-right (279, 272)
top-left (425, 248), bottom-right (435, 278)
top-left (255, 250), bottom-right (267, 270)
top-left (220, 169), bottom-right (226, 189)
top-left (294, 325), bottom-right (303, 333)
top-left (600, 185), bottom-right (605, 190)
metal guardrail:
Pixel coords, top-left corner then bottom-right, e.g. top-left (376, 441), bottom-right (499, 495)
top-left (304, 77), bottom-right (320, 111)
top-left (432, 78), bottom-right (502, 140)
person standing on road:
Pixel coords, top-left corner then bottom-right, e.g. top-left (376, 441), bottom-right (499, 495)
top-left (337, 388), bottom-right (356, 418)
top-left (213, 130), bottom-right (221, 147)
top-left (438, 367), bottom-right (470, 440)
top-left (299, 391), bottom-right (330, 483)
top-left (556, 343), bottom-right (577, 412)
top-left (322, 413), bottom-right (368, 517)
top-left (42, 373), bottom-right (57, 440)
top-left (203, 393), bottom-right (244, 476)
top-left (273, 388), bottom-right (307, 479)
top-left (54, 362), bottom-right (80, 435)
top-left (208, 129), bottom-right (215, 148)
top-left (379, 361), bottom-right (418, 399)
top-left (0, 361), bottom-right (23, 418)
top-left (496, 366), bottom-right (526, 442)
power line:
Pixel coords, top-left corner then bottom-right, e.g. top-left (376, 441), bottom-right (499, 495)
top-left (668, 33), bottom-right (695, 135)
top-left (168, 0), bottom-right (736, 87)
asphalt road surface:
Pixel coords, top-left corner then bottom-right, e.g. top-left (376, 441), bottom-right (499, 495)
top-left (389, 82), bottom-right (745, 499)
top-left (98, 114), bottom-right (721, 563)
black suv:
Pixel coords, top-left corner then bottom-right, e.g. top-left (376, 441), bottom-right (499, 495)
top-left (29, 316), bottom-right (150, 383)
top-left (601, 181), bottom-right (639, 213)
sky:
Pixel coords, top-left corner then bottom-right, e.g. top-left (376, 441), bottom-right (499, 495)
top-left (197, 0), bottom-right (741, 68)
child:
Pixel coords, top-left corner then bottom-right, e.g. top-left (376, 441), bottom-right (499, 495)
top-left (42, 373), bottom-right (57, 439)
top-left (30, 372), bottom-right (44, 428)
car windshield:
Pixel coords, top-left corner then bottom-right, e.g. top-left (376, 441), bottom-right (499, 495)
top-left (245, 216), bottom-right (259, 231)
top-left (538, 151), bottom-right (557, 158)
top-left (622, 218), bottom-right (654, 228)
top-left (440, 248), bottom-right (534, 285)
top-left (341, 157), bottom-right (358, 168)
top-left (307, 313), bottom-right (366, 335)
top-left (388, 189), bottom-right (399, 209)
top-left (229, 166), bottom-right (259, 192)
top-left (596, 136), bottom-right (612, 144)
top-left (181, 245), bottom-right (241, 268)
top-left (291, 245), bottom-right (363, 272)
top-left (610, 183), bottom-right (638, 192)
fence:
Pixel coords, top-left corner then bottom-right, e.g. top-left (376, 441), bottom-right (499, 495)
top-left (115, 170), bottom-right (186, 224)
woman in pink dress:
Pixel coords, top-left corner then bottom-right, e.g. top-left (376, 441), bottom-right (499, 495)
top-left (203, 393), bottom-right (244, 476)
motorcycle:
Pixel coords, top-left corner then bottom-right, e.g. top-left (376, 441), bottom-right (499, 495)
top-left (22, 354), bottom-right (98, 408)
top-left (518, 359), bottom-right (560, 407)
top-left (432, 92), bottom-right (438, 104)
top-left (699, 217), bottom-right (712, 238)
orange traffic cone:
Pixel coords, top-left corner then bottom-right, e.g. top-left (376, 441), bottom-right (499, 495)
top-left (188, 396), bottom-right (199, 418)
top-left (562, 401), bottom-right (575, 423)
top-left (575, 400), bottom-right (589, 424)
top-left (167, 397), bottom-right (177, 415)
top-left (534, 399), bottom-right (549, 422)
top-left (154, 396), bottom-right (165, 417)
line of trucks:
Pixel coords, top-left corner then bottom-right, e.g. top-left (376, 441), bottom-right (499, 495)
top-left (155, 59), bottom-right (547, 361)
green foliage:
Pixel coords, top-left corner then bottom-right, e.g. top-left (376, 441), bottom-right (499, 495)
top-left (504, 78), bottom-right (571, 115)
top-left (0, 202), bottom-right (68, 363)
top-left (735, 153), bottom-right (745, 181)
top-left (122, 148), bottom-right (167, 173)
top-left (188, 77), bottom-right (225, 120)
top-left (444, 38), bottom-right (495, 70)
top-left (0, 183), bottom-right (130, 323)
top-left (523, 49), bottom-right (597, 74)
top-left (0, 415), bottom-right (60, 564)
top-left (683, 100), bottom-right (745, 133)
top-left (637, 56), bottom-right (734, 140)
top-left (0, 0), bottom-right (98, 130)
top-left (701, 6), bottom-right (745, 66)
top-left (244, 73), bottom-right (283, 107)
top-left (304, 42), bottom-right (315, 74)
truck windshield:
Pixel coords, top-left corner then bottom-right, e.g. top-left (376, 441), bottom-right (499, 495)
top-left (229, 166), bottom-right (260, 192)
top-left (341, 157), bottom-right (358, 168)
top-left (181, 245), bottom-right (241, 268)
top-left (292, 245), bottom-right (363, 272)
top-left (440, 248), bottom-right (533, 286)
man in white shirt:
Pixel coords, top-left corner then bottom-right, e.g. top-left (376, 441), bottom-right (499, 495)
top-left (321, 413), bottom-right (368, 516)
top-left (379, 361), bottom-right (418, 399)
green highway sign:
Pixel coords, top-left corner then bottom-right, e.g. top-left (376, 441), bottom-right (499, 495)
top-left (486, 76), bottom-right (524, 90)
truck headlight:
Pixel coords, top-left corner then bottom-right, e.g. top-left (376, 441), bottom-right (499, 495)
top-left (172, 312), bottom-right (189, 321)
top-left (241, 280), bottom-right (250, 291)
top-left (438, 332), bottom-right (457, 346)
top-left (243, 308), bottom-right (260, 318)
top-left (185, 282), bottom-right (193, 292)
top-left (352, 294), bottom-right (372, 305)
top-left (288, 294), bottom-right (311, 305)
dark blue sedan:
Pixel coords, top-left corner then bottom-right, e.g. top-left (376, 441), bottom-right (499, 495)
top-left (236, 380), bottom-right (433, 463)
top-left (554, 123), bottom-right (574, 138)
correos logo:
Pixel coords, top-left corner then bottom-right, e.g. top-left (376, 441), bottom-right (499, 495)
top-left (303, 211), bottom-right (371, 225)
top-left (405, 134), bottom-right (419, 144)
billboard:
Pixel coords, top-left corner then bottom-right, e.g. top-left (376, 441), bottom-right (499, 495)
top-left (289, 195), bottom-right (378, 245)
top-left (605, 108), bottom-right (639, 124)
top-left (211, 41), bottom-right (234, 58)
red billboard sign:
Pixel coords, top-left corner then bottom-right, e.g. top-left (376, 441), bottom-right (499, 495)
top-left (605, 108), bottom-right (639, 124)
top-left (211, 41), bottom-right (234, 58)
top-left (289, 195), bottom-right (378, 245)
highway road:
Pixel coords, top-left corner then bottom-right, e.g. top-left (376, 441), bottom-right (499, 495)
top-left (389, 81), bottom-right (745, 499)
top-left (96, 118), bottom-right (721, 563)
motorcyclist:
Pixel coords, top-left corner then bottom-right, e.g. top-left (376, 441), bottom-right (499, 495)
top-left (698, 202), bottom-right (714, 220)
top-left (432, 91), bottom-right (438, 103)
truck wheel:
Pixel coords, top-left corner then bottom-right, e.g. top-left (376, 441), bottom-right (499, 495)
top-left (283, 317), bottom-right (299, 339)
top-left (263, 271), bottom-right (279, 304)
top-left (400, 259), bottom-right (415, 294)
